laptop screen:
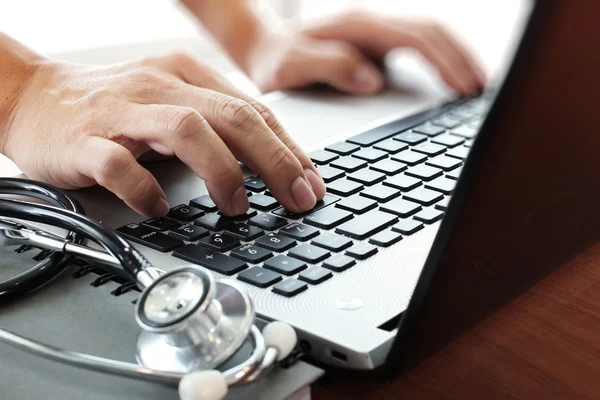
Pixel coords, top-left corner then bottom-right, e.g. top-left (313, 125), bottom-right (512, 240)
top-left (384, 0), bottom-right (600, 376)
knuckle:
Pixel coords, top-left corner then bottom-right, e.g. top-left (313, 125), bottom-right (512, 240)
top-left (95, 147), bottom-right (130, 185)
top-left (267, 145), bottom-right (297, 172)
top-left (127, 173), bottom-right (155, 204)
top-left (166, 51), bottom-right (195, 67)
top-left (132, 67), bottom-right (164, 85)
top-left (166, 108), bottom-right (207, 144)
top-left (218, 97), bottom-right (261, 131)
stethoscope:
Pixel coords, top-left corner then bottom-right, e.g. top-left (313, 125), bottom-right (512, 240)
top-left (0, 178), bottom-right (297, 400)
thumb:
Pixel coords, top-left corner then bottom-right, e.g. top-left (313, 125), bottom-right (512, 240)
top-left (298, 40), bottom-right (385, 95)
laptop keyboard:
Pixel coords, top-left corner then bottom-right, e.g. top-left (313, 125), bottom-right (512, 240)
top-left (117, 94), bottom-right (493, 297)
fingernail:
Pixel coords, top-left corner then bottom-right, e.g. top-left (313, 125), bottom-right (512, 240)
top-left (152, 197), bottom-right (169, 216)
top-left (304, 168), bottom-right (325, 198)
top-left (231, 185), bottom-right (249, 215)
top-left (291, 175), bottom-right (317, 211)
top-left (353, 64), bottom-right (381, 91)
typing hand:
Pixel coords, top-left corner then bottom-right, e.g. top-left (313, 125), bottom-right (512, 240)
top-left (242, 11), bottom-right (486, 96)
top-left (4, 52), bottom-right (325, 217)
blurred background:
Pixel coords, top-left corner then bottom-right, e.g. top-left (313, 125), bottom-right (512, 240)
top-left (0, 0), bottom-right (528, 72)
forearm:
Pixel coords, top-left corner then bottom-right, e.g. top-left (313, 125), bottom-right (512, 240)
top-left (0, 33), bottom-right (44, 155)
top-left (180, 0), bottom-right (280, 73)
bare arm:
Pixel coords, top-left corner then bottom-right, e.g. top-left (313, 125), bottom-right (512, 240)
top-left (0, 33), bottom-right (44, 155)
top-left (180, 0), bottom-right (272, 74)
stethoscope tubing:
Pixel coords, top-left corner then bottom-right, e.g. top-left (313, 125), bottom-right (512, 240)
top-left (0, 324), bottom-right (266, 386)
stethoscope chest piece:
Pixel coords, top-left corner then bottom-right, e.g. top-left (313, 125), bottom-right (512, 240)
top-left (135, 266), bottom-right (254, 373)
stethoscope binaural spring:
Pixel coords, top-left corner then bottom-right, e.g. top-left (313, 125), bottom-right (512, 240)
top-left (0, 177), bottom-right (298, 400)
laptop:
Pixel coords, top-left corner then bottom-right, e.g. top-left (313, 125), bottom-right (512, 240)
top-left (66, 0), bottom-right (599, 375)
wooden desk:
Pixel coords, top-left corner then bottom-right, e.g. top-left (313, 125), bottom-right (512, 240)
top-left (315, 242), bottom-right (600, 399)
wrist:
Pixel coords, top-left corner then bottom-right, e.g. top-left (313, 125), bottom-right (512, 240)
top-left (0, 33), bottom-right (46, 156)
top-left (181, 0), bottom-right (281, 75)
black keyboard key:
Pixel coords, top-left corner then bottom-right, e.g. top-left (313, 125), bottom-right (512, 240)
top-left (248, 214), bottom-right (288, 231)
top-left (142, 217), bottom-right (179, 232)
top-left (255, 233), bottom-right (296, 252)
top-left (426, 156), bottom-right (462, 171)
top-left (351, 148), bottom-right (388, 163)
top-left (346, 243), bottom-right (378, 260)
top-left (317, 165), bottom-right (345, 183)
top-left (168, 223), bottom-right (210, 241)
top-left (451, 125), bottom-right (478, 139)
top-left (432, 115), bottom-right (462, 129)
top-left (308, 149), bottom-right (339, 165)
top-left (264, 255), bottom-right (307, 275)
top-left (383, 175), bottom-right (422, 192)
top-left (391, 151), bottom-right (427, 166)
top-left (336, 210), bottom-right (398, 239)
top-left (272, 279), bottom-right (308, 297)
top-left (435, 197), bottom-right (451, 211)
top-left (370, 159), bottom-right (407, 175)
top-left (230, 244), bottom-right (273, 263)
top-left (244, 177), bottom-right (267, 192)
top-left (405, 165), bottom-right (443, 181)
top-left (271, 194), bottom-right (340, 220)
top-left (327, 179), bottom-right (363, 197)
top-left (330, 157), bottom-right (368, 173)
top-left (360, 184), bottom-right (401, 203)
top-left (173, 245), bottom-right (247, 275)
top-left (168, 204), bottom-right (204, 222)
top-left (322, 255), bottom-right (356, 272)
top-left (248, 194), bottom-right (279, 211)
top-left (447, 167), bottom-right (463, 180)
top-left (446, 146), bottom-right (470, 160)
top-left (414, 207), bottom-right (445, 224)
top-left (373, 139), bottom-right (408, 154)
top-left (380, 198), bottom-right (422, 217)
top-left (392, 219), bottom-right (424, 235)
top-left (194, 213), bottom-right (233, 231)
top-left (224, 223), bottom-right (265, 241)
top-left (425, 177), bottom-right (457, 195)
top-left (117, 224), bottom-right (183, 252)
top-left (220, 208), bottom-right (258, 221)
top-left (432, 134), bottom-right (465, 148)
top-left (288, 244), bottom-right (331, 264)
top-left (189, 195), bottom-right (217, 212)
top-left (325, 141), bottom-right (360, 155)
top-left (412, 124), bottom-right (445, 136)
top-left (346, 104), bottom-right (452, 146)
top-left (298, 267), bottom-right (332, 285)
top-left (403, 187), bottom-right (444, 206)
top-left (394, 131), bottom-right (427, 145)
top-left (412, 142), bottom-right (446, 157)
top-left (237, 268), bottom-right (282, 288)
top-left (198, 232), bottom-right (240, 252)
top-left (304, 207), bottom-right (353, 230)
top-left (335, 196), bottom-right (377, 214)
top-left (347, 169), bottom-right (386, 186)
top-left (369, 230), bottom-right (403, 247)
top-left (311, 233), bottom-right (353, 252)
top-left (279, 223), bottom-right (320, 241)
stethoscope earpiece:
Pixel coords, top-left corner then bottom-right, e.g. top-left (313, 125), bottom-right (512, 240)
top-left (178, 370), bottom-right (228, 400)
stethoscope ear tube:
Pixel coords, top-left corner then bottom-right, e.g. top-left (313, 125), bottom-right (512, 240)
top-left (0, 198), bottom-right (151, 287)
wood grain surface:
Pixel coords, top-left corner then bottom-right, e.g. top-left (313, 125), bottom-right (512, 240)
top-left (314, 241), bottom-right (600, 399)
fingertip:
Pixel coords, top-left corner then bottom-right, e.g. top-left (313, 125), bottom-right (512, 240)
top-left (150, 196), bottom-right (169, 217)
top-left (291, 175), bottom-right (317, 212)
top-left (230, 185), bottom-right (250, 216)
top-left (352, 63), bottom-right (384, 94)
top-left (304, 168), bottom-right (326, 200)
